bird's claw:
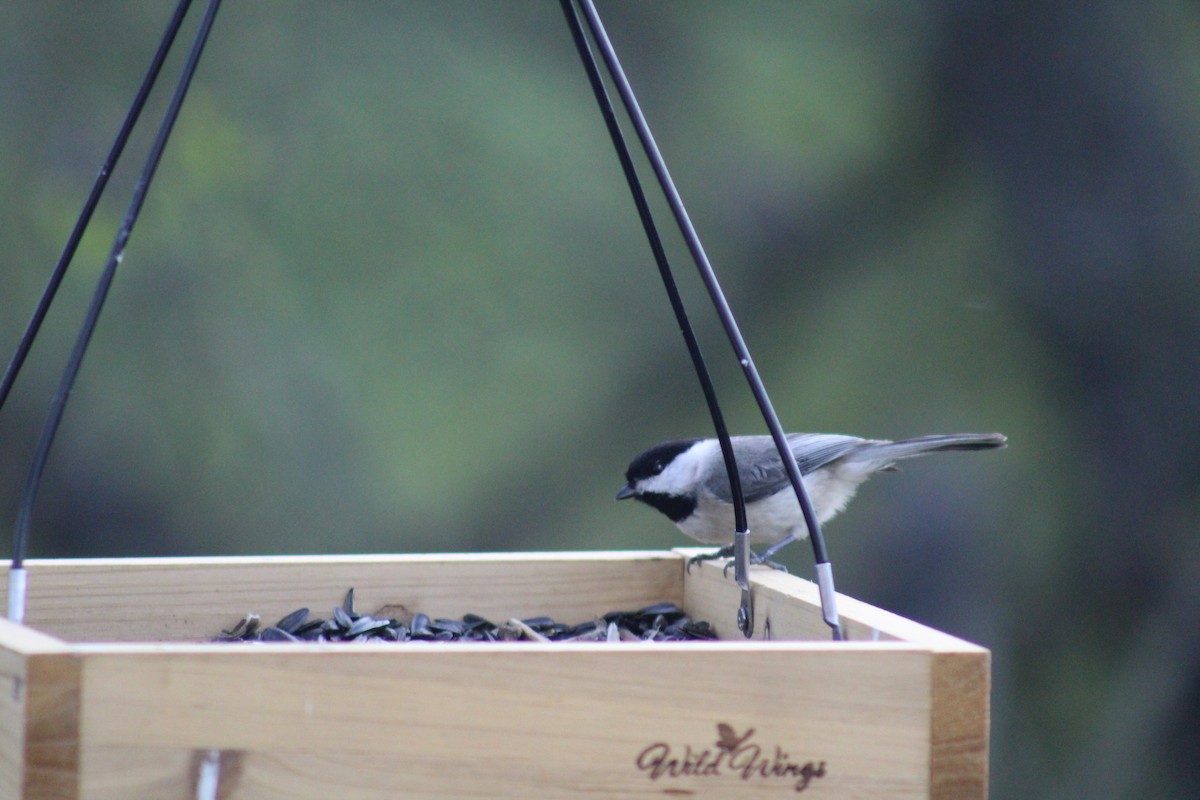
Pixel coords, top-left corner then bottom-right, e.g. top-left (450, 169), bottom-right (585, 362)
top-left (686, 546), bottom-right (789, 576)
top-left (748, 551), bottom-right (789, 573)
top-left (686, 545), bottom-right (735, 573)
top-left (723, 552), bottom-right (788, 576)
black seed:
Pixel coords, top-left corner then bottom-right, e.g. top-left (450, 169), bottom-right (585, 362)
top-left (260, 627), bottom-right (300, 642)
top-left (679, 621), bottom-right (717, 640)
top-left (602, 610), bottom-right (634, 625)
top-left (638, 602), bottom-right (684, 617)
top-left (220, 613), bottom-right (260, 639)
top-left (345, 616), bottom-right (389, 637)
top-left (565, 620), bottom-right (601, 637)
top-left (275, 607), bottom-right (310, 633)
top-left (216, 591), bottom-right (716, 646)
top-left (294, 619), bottom-right (325, 637)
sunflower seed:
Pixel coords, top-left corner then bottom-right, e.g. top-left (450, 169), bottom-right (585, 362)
top-left (275, 607), bottom-right (310, 633)
top-left (345, 616), bottom-right (389, 637)
top-left (332, 606), bottom-right (354, 630)
top-left (216, 590), bottom-right (716, 645)
top-left (260, 626), bottom-right (300, 642)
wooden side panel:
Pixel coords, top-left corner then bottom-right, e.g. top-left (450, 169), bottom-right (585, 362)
top-left (76, 746), bottom-right (194, 799)
top-left (0, 552), bottom-right (684, 643)
top-left (681, 555), bottom-right (833, 641)
top-left (75, 643), bottom-right (932, 799)
top-left (0, 619), bottom-right (80, 800)
top-left (23, 655), bottom-right (82, 800)
top-left (0, 634), bottom-right (27, 799)
top-left (930, 650), bottom-right (990, 800)
top-left (680, 552), bottom-right (910, 642)
top-left (682, 553), bottom-right (991, 799)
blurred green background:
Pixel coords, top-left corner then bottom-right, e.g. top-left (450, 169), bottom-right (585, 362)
top-left (2, 2), bottom-right (1198, 797)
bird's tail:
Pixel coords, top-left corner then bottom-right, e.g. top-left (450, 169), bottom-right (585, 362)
top-left (854, 432), bottom-right (1007, 465)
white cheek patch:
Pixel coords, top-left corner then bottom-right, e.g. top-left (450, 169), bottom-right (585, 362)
top-left (640, 439), bottom-right (717, 496)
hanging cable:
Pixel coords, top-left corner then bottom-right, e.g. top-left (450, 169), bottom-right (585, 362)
top-left (572, 0), bottom-right (843, 639)
top-left (0, 0), bottom-right (195, 417)
top-left (558, 0), bottom-right (756, 636)
top-left (7, 0), bottom-right (225, 624)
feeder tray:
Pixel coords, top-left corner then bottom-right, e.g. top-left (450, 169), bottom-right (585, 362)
top-left (0, 549), bottom-right (988, 799)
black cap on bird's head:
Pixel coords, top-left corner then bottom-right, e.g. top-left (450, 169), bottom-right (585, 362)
top-left (616, 438), bottom-right (705, 524)
top-left (616, 438), bottom-right (701, 500)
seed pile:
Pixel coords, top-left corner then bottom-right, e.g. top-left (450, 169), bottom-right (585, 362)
top-left (216, 589), bottom-right (717, 644)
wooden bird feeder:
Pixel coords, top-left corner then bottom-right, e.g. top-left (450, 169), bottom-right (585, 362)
top-left (0, 549), bottom-right (988, 799)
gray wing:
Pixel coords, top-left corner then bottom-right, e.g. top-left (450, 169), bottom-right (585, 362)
top-left (704, 434), bottom-right (867, 503)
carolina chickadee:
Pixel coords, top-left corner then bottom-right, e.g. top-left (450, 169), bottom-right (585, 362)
top-left (617, 432), bottom-right (1006, 552)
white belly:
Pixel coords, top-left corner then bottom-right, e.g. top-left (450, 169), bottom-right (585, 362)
top-left (675, 464), bottom-right (871, 546)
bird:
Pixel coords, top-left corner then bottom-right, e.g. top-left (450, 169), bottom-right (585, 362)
top-left (616, 431), bottom-right (1006, 561)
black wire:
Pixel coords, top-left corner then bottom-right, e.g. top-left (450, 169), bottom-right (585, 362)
top-left (573, 1), bottom-right (834, 568)
top-left (557, 0), bottom-right (747, 535)
top-left (0, 0), bottom-right (195, 417)
top-left (11, 0), bottom-right (224, 569)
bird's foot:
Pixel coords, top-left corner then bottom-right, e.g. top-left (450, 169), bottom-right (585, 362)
top-left (748, 551), bottom-right (789, 573)
top-left (687, 545), bottom-right (789, 576)
top-left (720, 549), bottom-right (789, 577)
top-left (686, 545), bottom-right (735, 573)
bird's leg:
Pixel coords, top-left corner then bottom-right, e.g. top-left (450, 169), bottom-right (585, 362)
top-left (752, 533), bottom-right (798, 569)
top-left (722, 546), bottom-right (789, 576)
top-left (686, 545), bottom-right (735, 573)
top-left (688, 542), bottom-right (792, 575)
top-left (686, 544), bottom-right (787, 575)
top-left (739, 552), bottom-right (789, 574)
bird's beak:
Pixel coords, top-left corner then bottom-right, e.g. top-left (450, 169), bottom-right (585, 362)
top-left (616, 484), bottom-right (636, 501)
